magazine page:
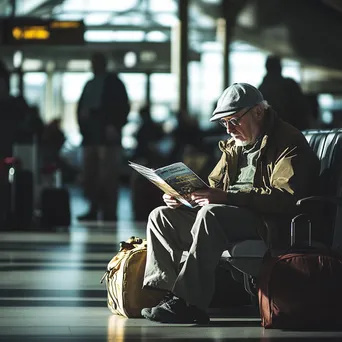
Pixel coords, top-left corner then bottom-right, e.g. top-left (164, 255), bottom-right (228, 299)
top-left (128, 161), bottom-right (193, 207)
top-left (129, 161), bottom-right (208, 208)
top-left (154, 162), bottom-right (209, 207)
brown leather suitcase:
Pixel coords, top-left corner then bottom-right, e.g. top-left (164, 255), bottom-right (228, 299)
top-left (258, 214), bottom-right (342, 329)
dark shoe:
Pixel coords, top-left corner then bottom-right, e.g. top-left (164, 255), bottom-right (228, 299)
top-left (141, 296), bottom-right (210, 324)
top-left (141, 292), bottom-right (174, 316)
top-left (77, 211), bottom-right (98, 221)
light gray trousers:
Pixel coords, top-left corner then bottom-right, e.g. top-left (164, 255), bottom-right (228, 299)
top-left (143, 204), bottom-right (266, 310)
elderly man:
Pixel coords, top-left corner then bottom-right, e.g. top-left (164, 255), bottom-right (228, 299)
top-left (141, 83), bottom-right (320, 324)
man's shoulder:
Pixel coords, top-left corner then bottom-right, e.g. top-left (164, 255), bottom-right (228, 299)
top-left (271, 117), bottom-right (311, 146)
top-left (105, 72), bottom-right (121, 82)
top-left (274, 120), bottom-right (320, 165)
top-left (82, 77), bottom-right (94, 88)
top-left (275, 117), bottom-right (302, 134)
top-left (104, 72), bottom-right (126, 88)
top-left (283, 77), bottom-right (304, 93)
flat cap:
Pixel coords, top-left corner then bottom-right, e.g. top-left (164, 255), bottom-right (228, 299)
top-left (210, 83), bottom-right (264, 122)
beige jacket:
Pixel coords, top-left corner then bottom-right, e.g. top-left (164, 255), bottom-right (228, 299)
top-left (208, 109), bottom-right (320, 248)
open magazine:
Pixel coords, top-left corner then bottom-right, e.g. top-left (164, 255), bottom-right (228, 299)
top-left (129, 161), bottom-right (209, 208)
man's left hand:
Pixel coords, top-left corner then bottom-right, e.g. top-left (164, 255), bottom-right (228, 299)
top-left (191, 188), bottom-right (227, 206)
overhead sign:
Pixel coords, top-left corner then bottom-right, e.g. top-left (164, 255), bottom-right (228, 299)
top-left (12, 25), bottom-right (50, 41)
top-left (2, 18), bottom-right (85, 45)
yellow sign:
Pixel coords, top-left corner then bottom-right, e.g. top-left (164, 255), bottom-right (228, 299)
top-left (50, 21), bottom-right (80, 29)
top-left (12, 26), bottom-right (50, 40)
top-left (5, 19), bottom-right (84, 45)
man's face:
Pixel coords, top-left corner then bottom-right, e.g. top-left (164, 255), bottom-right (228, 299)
top-left (219, 105), bottom-right (263, 146)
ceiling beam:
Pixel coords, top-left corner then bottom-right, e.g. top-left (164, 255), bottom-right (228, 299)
top-left (24, 0), bottom-right (64, 16)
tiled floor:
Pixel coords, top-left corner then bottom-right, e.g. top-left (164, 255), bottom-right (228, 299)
top-left (1, 185), bottom-right (342, 341)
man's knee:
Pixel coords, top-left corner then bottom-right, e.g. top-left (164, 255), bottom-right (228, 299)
top-left (148, 206), bottom-right (169, 223)
top-left (192, 204), bottom-right (229, 236)
top-left (196, 204), bottom-right (225, 220)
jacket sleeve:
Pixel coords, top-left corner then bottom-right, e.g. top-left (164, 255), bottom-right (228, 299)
top-left (224, 145), bottom-right (320, 215)
top-left (208, 153), bottom-right (227, 188)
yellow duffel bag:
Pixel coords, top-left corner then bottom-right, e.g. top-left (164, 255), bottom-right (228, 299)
top-left (101, 236), bottom-right (166, 318)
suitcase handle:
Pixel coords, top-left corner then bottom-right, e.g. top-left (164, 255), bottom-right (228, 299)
top-left (290, 213), bottom-right (312, 246)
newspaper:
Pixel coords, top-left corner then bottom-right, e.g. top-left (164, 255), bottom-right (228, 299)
top-left (129, 161), bottom-right (209, 208)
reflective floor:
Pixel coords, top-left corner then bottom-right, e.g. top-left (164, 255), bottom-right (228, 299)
top-left (1, 186), bottom-right (342, 341)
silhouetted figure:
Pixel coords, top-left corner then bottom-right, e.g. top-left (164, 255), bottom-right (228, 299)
top-left (41, 118), bottom-right (78, 184)
top-left (29, 105), bottom-right (45, 143)
top-left (77, 52), bottom-right (130, 221)
top-left (133, 105), bottom-right (164, 166)
top-left (168, 110), bottom-right (202, 163)
top-left (258, 55), bottom-right (311, 130)
top-left (15, 101), bottom-right (45, 145)
top-left (0, 60), bottom-right (21, 159)
top-left (306, 94), bottom-right (321, 129)
top-left (130, 106), bottom-right (165, 220)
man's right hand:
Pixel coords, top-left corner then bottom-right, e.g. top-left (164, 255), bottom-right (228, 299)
top-left (163, 194), bottom-right (182, 209)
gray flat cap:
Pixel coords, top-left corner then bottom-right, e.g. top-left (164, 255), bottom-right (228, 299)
top-left (210, 83), bottom-right (264, 122)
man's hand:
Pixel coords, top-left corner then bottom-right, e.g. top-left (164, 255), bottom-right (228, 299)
top-left (163, 193), bottom-right (182, 209)
top-left (191, 188), bottom-right (227, 206)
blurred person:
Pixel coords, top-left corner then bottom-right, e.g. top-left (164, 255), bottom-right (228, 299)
top-left (41, 118), bottom-right (65, 167)
top-left (168, 109), bottom-right (202, 163)
top-left (15, 101), bottom-right (45, 144)
top-left (258, 55), bottom-right (311, 130)
top-left (77, 52), bottom-right (130, 221)
top-left (41, 118), bottom-right (79, 185)
top-left (0, 60), bottom-right (21, 159)
top-left (130, 105), bottom-right (165, 220)
top-left (306, 94), bottom-right (321, 129)
top-left (132, 105), bottom-right (164, 166)
top-left (140, 83), bottom-right (320, 324)
top-left (0, 60), bottom-right (10, 98)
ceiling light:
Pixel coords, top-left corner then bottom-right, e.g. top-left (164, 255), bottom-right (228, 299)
top-left (149, 0), bottom-right (177, 12)
top-left (13, 51), bottom-right (23, 68)
top-left (145, 31), bottom-right (168, 42)
top-left (23, 73), bottom-right (46, 85)
top-left (54, 13), bottom-right (84, 21)
top-left (22, 59), bottom-right (43, 71)
top-left (154, 14), bottom-right (178, 27)
top-left (84, 30), bottom-right (113, 42)
top-left (60, 0), bottom-right (139, 12)
top-left (124, 52), bottom-right (137, 68)
top-left (112, 31), bottom-right (145, 42)
top-left (110, 15), bottom-right (145, 26)
top-left (84, 13), bottom-right (112, 26)
top-left (140, 51), bottom-right (157, 63)
top-left (67, 60), bottom-right (91, 70)
top-left (201, 41), bottom-right (222, 52)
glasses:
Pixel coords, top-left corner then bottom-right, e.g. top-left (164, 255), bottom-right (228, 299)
top-left (219, 106), bottom-right (254, 128)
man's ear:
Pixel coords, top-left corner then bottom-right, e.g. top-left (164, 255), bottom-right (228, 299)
top-left (255, 105), bottom-right (264, 121)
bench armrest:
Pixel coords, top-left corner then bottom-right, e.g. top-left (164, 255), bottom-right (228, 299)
top-left (296, 196), bottom-right (342, 207)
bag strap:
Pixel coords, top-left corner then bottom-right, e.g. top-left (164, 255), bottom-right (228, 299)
top-left (119, 236), bottom-right (146, 251)
top-left (100, 236), bottom-right (146, 283)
